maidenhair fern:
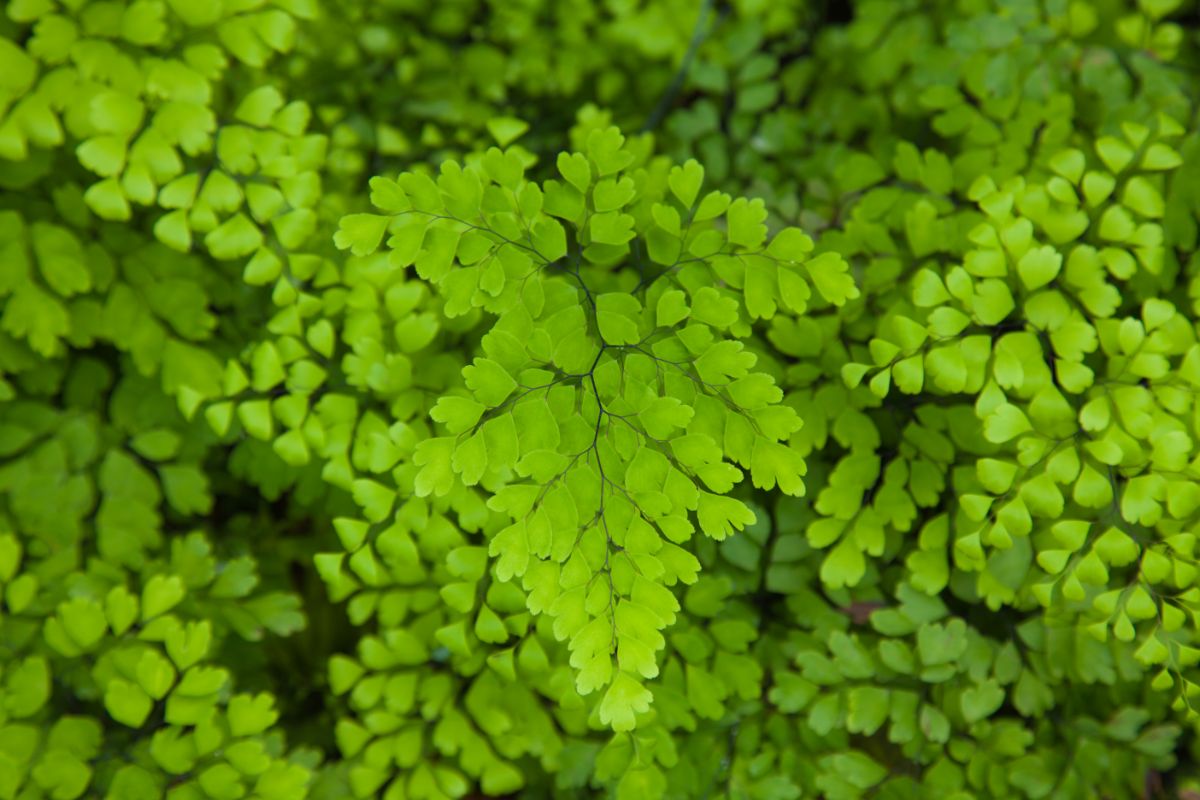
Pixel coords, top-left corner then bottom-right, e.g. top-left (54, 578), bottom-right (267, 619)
top-left (5, 0), bottom-right (1200, 799)
top-left (331, 128), bottom-right (854, 729)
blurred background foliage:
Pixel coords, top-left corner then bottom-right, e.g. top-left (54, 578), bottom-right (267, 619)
top-left (3, 0), bottom-right (1200, 798)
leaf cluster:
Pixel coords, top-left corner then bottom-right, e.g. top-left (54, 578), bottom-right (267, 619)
top-left (4, 0), bottom-right (1200, 799)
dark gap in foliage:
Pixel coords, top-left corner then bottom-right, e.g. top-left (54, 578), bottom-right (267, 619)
top-left (200, 470), bottom-right (357, 756)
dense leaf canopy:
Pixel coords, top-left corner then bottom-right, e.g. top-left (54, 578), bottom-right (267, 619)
top-left (3, 0), bottom-right (1200, 798)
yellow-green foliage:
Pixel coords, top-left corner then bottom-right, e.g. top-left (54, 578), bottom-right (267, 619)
top-left (3, 1), bottom-right (1200, 798)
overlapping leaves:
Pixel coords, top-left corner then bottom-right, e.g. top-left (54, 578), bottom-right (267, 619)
top-left (336, 126), bottom-right (856, 728)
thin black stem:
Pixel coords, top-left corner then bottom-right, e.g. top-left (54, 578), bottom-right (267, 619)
top-left (641, 0), bottom-right (721, 134)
